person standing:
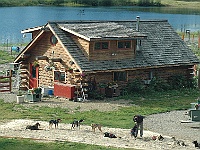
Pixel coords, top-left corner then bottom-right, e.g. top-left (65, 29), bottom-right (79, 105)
top-left (133, 115), bottom-right (144, 138)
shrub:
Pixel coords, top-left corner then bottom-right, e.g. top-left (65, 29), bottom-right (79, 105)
top-left (126, 79), bottom-right (145, 94)
top-left (168, 74), bottom-right (197, 89)
top-left (148, 77), bottom-right (170, 91)
top-left (125, 75), bottom-right (197, 95)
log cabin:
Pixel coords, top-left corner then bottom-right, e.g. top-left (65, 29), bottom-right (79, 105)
top-left (14, 17), bottom-right (199, 99)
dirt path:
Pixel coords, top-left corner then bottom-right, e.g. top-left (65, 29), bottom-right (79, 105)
top-left (0, 119), bottom-right (196, 150)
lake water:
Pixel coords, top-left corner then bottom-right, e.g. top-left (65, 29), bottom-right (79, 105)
top-left (0, 6), bottom-right (200, 44)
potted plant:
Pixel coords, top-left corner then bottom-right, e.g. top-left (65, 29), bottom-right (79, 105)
top-left (26, 87), bottom-right (42, 102)
top-left (67, 68), bottom-right (73, 73)
top-left (33, 61), bottom-right (39, 67)
top-left (16, 91), bottom-right (24, 104)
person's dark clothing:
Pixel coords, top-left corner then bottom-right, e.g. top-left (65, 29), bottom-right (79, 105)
top-left (133, 115), bottom-right (144, 137)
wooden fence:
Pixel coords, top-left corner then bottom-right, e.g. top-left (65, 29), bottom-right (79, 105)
top-left (0, 76), bottom-right (11, 92)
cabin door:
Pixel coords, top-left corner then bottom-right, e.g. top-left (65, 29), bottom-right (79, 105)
top-left (29, 63), bottom-right (39, 89)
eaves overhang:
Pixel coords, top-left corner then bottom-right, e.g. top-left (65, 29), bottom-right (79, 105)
top-left (21, 26), bottom-right (45, 34)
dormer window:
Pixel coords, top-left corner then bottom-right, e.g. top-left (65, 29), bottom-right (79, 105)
top-left (94, 42), bottom-right (109, 50)
top-left (118, 41), bottom-right (131, 49)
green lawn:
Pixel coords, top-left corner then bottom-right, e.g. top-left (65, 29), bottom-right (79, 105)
top-left (1, 88), bottom-right (199, 149)
top-left (2, 89), bottom-right (199, 128)
top-left (0, 137), bottom-right (131, 150)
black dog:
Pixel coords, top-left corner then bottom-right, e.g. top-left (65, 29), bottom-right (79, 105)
top-left (71, 119), bottom-right (84, 129)
top-left (49, 119), bottom-right (61, 129)
top-left (131, 124), bottom-right (138, 139)
top-left (158, 135), bottom-right (164, 141)
top-left (193, 140), bottom-right (200, 148)
top-left (104, 132), bottom-right (117, 138)
top-left (26, 122), bottom-right (40, 130)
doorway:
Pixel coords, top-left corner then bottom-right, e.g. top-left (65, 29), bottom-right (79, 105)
top-left (29, 63), bottom-right (39, 89)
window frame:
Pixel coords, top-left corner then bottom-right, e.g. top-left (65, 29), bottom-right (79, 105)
top-left (113, 71), bottom-right (127, 81)
top-left (94, 41), bottom-right (109, 50)
top-left (54, 70), bottom-right (66, 82)
top-left (117, 41), bottom-right (131, 49)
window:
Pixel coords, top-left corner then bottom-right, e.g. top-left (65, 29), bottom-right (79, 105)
top-left (94, 42), bottom-right (109, 50)
top-left (118, 41), bottom-right (131, 49)
top-left (114, 72), bottom-right (127, 81)
top-left (50, 35), bottom-right (58, 45)
top-left (54, 71), bottom-right (65, 82)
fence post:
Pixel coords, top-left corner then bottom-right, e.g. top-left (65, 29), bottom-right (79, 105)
top-left (198, 69), bottom-right (200, 89)
top-left (9, 76), bottom-right (11, 92)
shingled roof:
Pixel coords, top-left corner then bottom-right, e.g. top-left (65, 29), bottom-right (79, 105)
top-left (47, 20), bottom-right (199, 72)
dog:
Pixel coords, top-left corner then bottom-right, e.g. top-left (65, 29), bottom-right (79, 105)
top-left (71, 119), bottom-right (84, 129)
top-left (158, 135), bottom-right (164, 141)
top-left (130, 124), bottom-right (138, 139)
top-left (104, 132), bottom-right (117, 138)
top-left (192, 140), bottom-right (200, 148)
top-left (26, 122), bottom-right (40, 130)
top-left (91, 123), bottom-right (102, 132)
top-left (172, 136), bottom-right (186, 146)
top-left (49, 119), bottom-right (61, 129)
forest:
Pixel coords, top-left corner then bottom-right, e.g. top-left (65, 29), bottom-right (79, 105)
top-left (0, 0), bottom-right (162, 7)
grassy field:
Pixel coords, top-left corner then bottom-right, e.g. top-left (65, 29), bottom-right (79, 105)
top-left (0, 50), bottom-right (15, 64)
top-left (0, 88), bottom-right (200, 149)
top-left (161, 0), bottom-right (200, 8)
top-left (1, 89), bottom-right (200, 128)
top-left (0, 0), bottom-right (200, 8)
top-left (0, 137), bottom-right (129, 150)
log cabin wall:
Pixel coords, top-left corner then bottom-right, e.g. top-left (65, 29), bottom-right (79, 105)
top-left (90, 72), bottom-right (113, 84)
top-left (89, 40), bottom-right (136, 61)
top-left (25, 31), bottom-right (80, 87)
top-left (72, 36), bottom-right (136, 61)
top-left (128, 65), bottom-right (192, 81)
top-left (32, 30), bottom-right (40, 39)
top-left (88, 65), bottom-right (193, 90)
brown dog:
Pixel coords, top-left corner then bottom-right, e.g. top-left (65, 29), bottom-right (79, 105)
top-left (91, 123), bottom-right (102, 132)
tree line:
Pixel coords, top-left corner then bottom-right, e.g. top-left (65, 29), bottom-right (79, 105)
top-left (0, 0), bottom-right (162, 7)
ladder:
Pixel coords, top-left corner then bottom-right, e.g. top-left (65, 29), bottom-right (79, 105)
top-left (79, 81), bottom-right (88, 101)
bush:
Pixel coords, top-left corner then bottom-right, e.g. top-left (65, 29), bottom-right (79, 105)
top-left (148, 77), bottom-right (170, 91)
top-left (125, 75), bottom-right (197, 95)
top-left (168, 74), bottom-right (197, 89)
top-left (126, 79), bottom-right (145, 94)
top-left (88, 90), bottom-right (104, 100)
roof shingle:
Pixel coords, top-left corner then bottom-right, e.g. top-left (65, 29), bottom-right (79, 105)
top-left (48, 20), bottom-right (199, 72)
